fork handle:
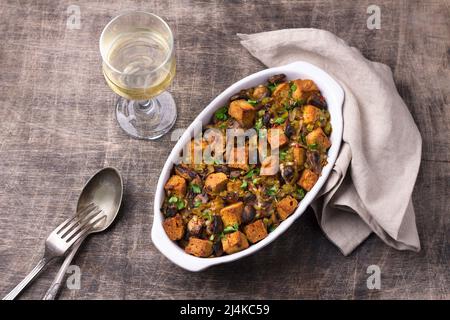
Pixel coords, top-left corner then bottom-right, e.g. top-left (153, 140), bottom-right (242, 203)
top-left (42, 239), bottom-right (84, 300)
top-left (3, 256), bottom-right (52, 300)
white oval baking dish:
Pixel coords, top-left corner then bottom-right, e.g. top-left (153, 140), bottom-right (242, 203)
top-left (151, 61), bottom-right (344, 271)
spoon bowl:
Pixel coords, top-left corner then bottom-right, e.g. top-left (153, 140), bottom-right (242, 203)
top-left (77, 167), bottom-right (123, 232)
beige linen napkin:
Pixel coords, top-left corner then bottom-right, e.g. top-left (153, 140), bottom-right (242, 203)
top-left (238, 29), bottom-right (422, 255)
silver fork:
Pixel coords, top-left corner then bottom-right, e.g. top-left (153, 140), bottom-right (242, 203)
top-left (3, 203), bottom-right (105, 300)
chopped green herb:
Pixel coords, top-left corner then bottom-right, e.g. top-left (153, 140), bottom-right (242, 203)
top-left (214, 106), bottom-right (228, 121)
top-left (267, 185), bottom-right (278, 196)
top-left (190, 183), bottom-right (202, 194)
top-left (280, 150), bottom-right (287, 161)
top-left (252, 178), bottom-right (260, 184)
top-left (290, 83), bottom-right (297, 93)
top-left (245, 168), bottom-right (260, 178)
top-left (268, 83), bottom-right (277, 93)
top-left (223, 223), bottom-right (239, 234)
top-left (194, 199), bottom-right (202, 208)
top-left (202, 209), bottom-right (212, 221)
top-left (308, 143), bottom-right (318, 150)
top-left (254, 117), bottom-right (263, 131)
top-left (274, 117), bottom-right (286, 124)
top-left (240, 180), bottom-right (248, 189)
top-left (168, 196), bottom-right (178, 204)
top-left (300, 134), bottom-right (307, 144)
top-left (209, 234), bottom-right (215, 241)
top-left (247, 99), bottom-right (258, 106)
top-left (297, 187), bottom-right (305, 199)
top-left (176, 200), bottom-right (185, 210)
top-left (169, 196), bottom-right (186, 210)
top-left (269, 224), bottom-right (278, 232)
top-left (219, 122), bottom-right (228, 129)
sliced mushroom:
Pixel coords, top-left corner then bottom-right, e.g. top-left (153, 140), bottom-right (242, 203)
top-left (284, 120), bottom-right (295, 138)
top-left (268, 74), bottom-right (287, 84)
top-left (242, 204), bottom-right (256, 224)
top-left (262, 111), bottom-right (271, 127)
top-left (213, 241), bottom-right (224, 256)
top-left (308, 92), bottom-right (328, 109)
top-left (174, 164), bottom-right (199, 181)
top-left (224, 192), bottom-right (240, 204)
top-left (306, 151), bottom-right (322, 174)
top-left (193, 192), bottom-right (209, 205)
top-left (187, 216), bottom-right (204, 237)
top-left (211, 215), bottom-right (224, 234)
top-left (280, 162), bottom-right (297, 184)
top-left (230, 89), bottom-right (252, 102)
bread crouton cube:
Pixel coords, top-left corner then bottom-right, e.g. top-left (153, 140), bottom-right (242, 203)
top-left (220, 202), bottom-right (243, 226)
top-left (229, 99), bottom-right (256, 128)
top-left (272, 82), bottom-right (290, 99)
top-left (227, 146), bottom-right (249, 171)
top-left (260, 155), bottom-right (279, 176)
top-left (293, 146), bottom-right (306, 167)
top-left (268, 126), bottom-right (289, 148)
top-left (227, 179), bottom-right (242, 193)
top-left (297, 169), bottom-right (319, 191)
top-left (184, 138), bottom-right (208, 164)
top-left (164, 175), bottom-right (187, 197)
top-left (204, 172), bottom-right (228, 193)
top-left (276, 196), bottom-right (298, 220)
top-left (163, 214), bottom-right (185, 240)
top-left (306, 127), bottom-right (331, 151)
top-left (302, 105), bottom-right (322, 124)
top-left (292, 79), bottom-right (319, 101)
top-left (244, 219), bottom-right (268, 243)
top-left (185, 237), bottom-right (213, 257)
top-left (221, 231), bottom-right (249, 254)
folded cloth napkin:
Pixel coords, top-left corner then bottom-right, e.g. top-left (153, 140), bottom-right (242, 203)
top-left (238, 29), bottom-right (422, 255)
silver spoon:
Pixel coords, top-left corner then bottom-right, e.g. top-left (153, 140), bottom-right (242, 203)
top-left (42, 167), bottom-right (123, 300)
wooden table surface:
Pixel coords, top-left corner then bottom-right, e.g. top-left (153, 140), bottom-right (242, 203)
top-left (0, 0), bottom-right (448, 300)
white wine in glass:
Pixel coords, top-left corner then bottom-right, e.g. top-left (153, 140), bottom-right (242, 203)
top-left (100, 11), bottom-right (177, 140)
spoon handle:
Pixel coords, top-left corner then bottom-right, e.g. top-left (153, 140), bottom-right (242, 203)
top-left (3, 256), bottom-right (51, 300)
top-left (42, 237), bottom-right (85, 300)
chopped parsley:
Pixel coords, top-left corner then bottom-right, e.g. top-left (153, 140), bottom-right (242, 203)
top-left (190, 183), bottom-right (202, 194)
top-left (168, 196), bottom-right (185, 210)
top-left (290, 83), bottom-right (297, 93)
top-left (268, 83), bottom-right (277, 93)
top-left (297, 187), bottom-right (305, 199)
top-left (267, 185), bottom-right (278, 196)
top-left (223, 223), bottom-right (239, 234)
top-left (308, 143), bottom-right (318, 150)
top-left (254, 117), bottom-right (263, 131)
top-left (247, 99), bottom-right (258, 106)
top-left (279, 150), bottom-right (288, 161)
top-left (274, 117), bottom-right (286, 125)
top-left (168, 196), bottom-right (178, 204)
top-left (245, 168), bottom-right (260, 178)
top-left (214, 106), bottom-right (228, 121)
top-left (194, 199), bottom-right (202, 208)
top-left (240, 180), bottom-right (248, 189)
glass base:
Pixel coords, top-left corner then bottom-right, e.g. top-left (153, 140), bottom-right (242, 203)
top-left (115, 91), bottom-right (177, 140)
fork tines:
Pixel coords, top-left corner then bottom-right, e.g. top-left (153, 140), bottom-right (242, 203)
top-left (55, 203), bottom-right (104, 242)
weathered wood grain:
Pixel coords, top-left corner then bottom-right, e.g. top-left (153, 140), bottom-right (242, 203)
top-left (0, 0), bottom-right (448, 299)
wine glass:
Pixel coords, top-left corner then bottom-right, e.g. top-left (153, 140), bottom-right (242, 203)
top-left (100, 11), bottom-right (176, 140)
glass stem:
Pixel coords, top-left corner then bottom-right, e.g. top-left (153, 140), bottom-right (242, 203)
top-left (136, 98), bottom-right (158, 117)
